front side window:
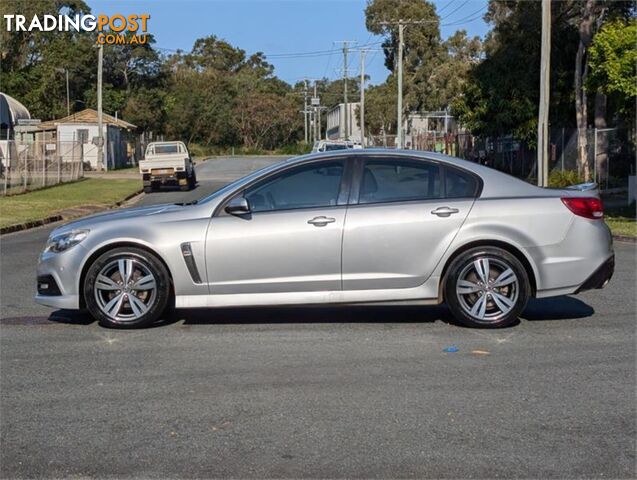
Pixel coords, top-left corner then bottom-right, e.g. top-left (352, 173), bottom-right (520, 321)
top-left (244, 161), bottom-right (344, 213)
top-left (359, 160), bottom-right (441, 204)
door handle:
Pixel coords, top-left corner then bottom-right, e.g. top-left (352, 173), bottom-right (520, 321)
top-left (431, 206), bottom-right (460, 217)
top-left (308, 216), bottom-right (336, 227)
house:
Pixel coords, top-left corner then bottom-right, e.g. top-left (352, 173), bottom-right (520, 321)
top-left (37, 108), bottom-right (139, 171)
top-left (326, 103), bottom-right (361, 142)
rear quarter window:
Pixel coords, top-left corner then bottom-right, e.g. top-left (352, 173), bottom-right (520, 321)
top-left (445, 167), bottom-right (479, 198)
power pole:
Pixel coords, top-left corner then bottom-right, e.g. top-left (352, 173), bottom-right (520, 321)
top-left (303, 79), bottom-right (308, 144)
top-left (65, 69), bottom-right (70, 116)
top-left (313, 81), bottom-right (319, 142)
top-left (378, 19), bottom-right (429, 149)
top-left (537, 0), bottom-right (551, 187)
top-left (335, 41), bottom-right (354, 141)
top-left (397, 22), bottom-right (405, 149)
top-left (97, 44), bottom-right (104, 171)
top-left (359, 49), bottom-right (367, 147)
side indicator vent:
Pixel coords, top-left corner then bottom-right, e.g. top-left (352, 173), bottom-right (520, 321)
top-left (180, 242), bottom-right (203, 284)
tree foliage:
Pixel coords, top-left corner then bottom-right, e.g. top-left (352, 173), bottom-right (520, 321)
top-left (588, 18), bottom-right (637, 120)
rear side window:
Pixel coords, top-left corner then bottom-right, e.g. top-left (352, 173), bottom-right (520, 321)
top-left (445, 167), bottom-right (478, 198)
top-left (359, 160), bottom-right (441, 204)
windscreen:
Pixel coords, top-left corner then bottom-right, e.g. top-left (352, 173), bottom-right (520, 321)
top-left (153, 144), bottom-right (180, 154)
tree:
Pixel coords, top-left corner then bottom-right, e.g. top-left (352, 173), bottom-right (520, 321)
top-left (588, 18), bottom-right (637, 122)
top-left (365, 0), bottom-right (444, 113)
top-left (0, 0), bottom-right (96, 120)
top-left (364, 79), bottom-right (397, 141)
top-left (453, 1), bottom-right (580, 144)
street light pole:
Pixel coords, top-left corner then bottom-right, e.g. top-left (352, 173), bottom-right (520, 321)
top-left (97, 44), bottom-right (104, 171)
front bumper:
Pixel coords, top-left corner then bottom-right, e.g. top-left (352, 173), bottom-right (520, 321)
top-left (34, 247), bottom-right (85, 310)
top-left (575, 254), bottom-right (615, 293)
top-left (34, 293), bottom-right (80, 309)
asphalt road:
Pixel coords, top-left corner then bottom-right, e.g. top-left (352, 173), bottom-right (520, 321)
top-left (1, 157), bottom-right (635, 478)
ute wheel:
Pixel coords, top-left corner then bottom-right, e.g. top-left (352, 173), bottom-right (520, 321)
top-left (84, 247), bottom-right (171, 328)
top-left (143, 186), bottom-right (152, 194)
top-left (444, 247), bottom-right (529, 328)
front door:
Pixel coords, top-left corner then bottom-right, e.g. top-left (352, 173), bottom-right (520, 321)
top-left (342, 157), bottom-right (477, 290)
top-left (205, 160), bottom-right (349, 294)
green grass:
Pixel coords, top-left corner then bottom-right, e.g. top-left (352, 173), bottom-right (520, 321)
top-left (606, 217), bottom-right (636, 237)
top-left (605, 203), bottom-right (636, 238)
top-left (102, 166), bottom-right (139, 174)
top-left (0, 178), bottom-right (141, 228)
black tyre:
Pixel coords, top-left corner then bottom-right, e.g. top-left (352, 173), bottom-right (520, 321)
top-left (143, 185), bottom-right (152, 194)
top-left (84, 247), bottom-right (171, 328)
top-left (444, 247), bottom-right (530, 328)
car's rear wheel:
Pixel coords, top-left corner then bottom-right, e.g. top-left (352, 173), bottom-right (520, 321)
top-left (84, 247), bottom-right (171, 328)
top-left (444, 247), bottom-right (529, 328)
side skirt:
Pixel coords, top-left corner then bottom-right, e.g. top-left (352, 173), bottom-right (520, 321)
top-left (175, 277), bottom-right (442, 309)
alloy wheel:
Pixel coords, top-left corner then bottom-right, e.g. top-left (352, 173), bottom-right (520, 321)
top-left (93, 258), bottom-right (157, 322)
top-left (455, 256), bottom-right (519, 324)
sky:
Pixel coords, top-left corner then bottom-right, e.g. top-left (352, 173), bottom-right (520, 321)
top-left (87, 0), bottom-right (490, 86)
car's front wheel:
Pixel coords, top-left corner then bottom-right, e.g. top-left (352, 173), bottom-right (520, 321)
top-left (84, 247), bottom-right (171, 328)
top-left (444, 247), bottom-right (529, 328)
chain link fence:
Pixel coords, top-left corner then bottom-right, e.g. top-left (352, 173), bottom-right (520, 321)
top-left (0, 140), bottom-right (84, 196)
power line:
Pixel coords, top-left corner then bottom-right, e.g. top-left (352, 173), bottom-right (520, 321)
top-left (441, 5), bottom-right (487, 26)
top-left (439, 0), bottom-right (471, 20)
top-left (156, 41), bottom-right (386, 60)
top-left (437, 0), bottom-right (457, 15)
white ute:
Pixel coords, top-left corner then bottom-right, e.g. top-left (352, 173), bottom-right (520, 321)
top-left (139, 141), bottom-right (196, 192)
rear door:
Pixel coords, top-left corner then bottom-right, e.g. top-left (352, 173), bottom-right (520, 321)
top-left (342, 156), bottom-right (478, 290)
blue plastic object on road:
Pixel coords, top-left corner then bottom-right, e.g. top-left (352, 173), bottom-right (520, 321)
top-left (443, 345), bottom-right (459, 353)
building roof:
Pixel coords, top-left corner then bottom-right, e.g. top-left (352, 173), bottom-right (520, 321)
top-left (0, 92), bottom-right (31, 126)
top-left (38, 108), bottom-right (137, 130)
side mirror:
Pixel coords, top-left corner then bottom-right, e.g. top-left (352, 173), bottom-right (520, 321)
top-left (225, 196), bottom-right (250, 215)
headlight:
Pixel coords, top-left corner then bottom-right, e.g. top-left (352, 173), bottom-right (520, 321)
top-left (45, 229), bottom-right (89, 253)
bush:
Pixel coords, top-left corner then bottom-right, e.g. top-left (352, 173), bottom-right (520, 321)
top-left (548, 169), bottom-right (584, 188)
top-left (276, 142), bottom-right (312, 155)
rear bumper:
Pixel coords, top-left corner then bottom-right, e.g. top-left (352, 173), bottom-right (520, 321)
top-left (575, 254), bottom-right (614, 293)
top-left (143, 171), bottom-right (188, 186)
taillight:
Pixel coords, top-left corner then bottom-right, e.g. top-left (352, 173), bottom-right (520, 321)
top-left (561, 197), bottom-right (604, 219)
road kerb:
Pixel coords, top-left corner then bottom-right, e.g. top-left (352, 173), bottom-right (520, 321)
top-left (0, 189), bottom-right (144, 236)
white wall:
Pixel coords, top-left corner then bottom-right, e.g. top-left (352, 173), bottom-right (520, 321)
top-left (57, 123), bottom-right (108, 170)
top-left (326, 103), bottom-right (361, 141)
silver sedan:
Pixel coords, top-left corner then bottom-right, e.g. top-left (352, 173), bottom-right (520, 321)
top-left (35, 150), bottom-right (614, 328)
